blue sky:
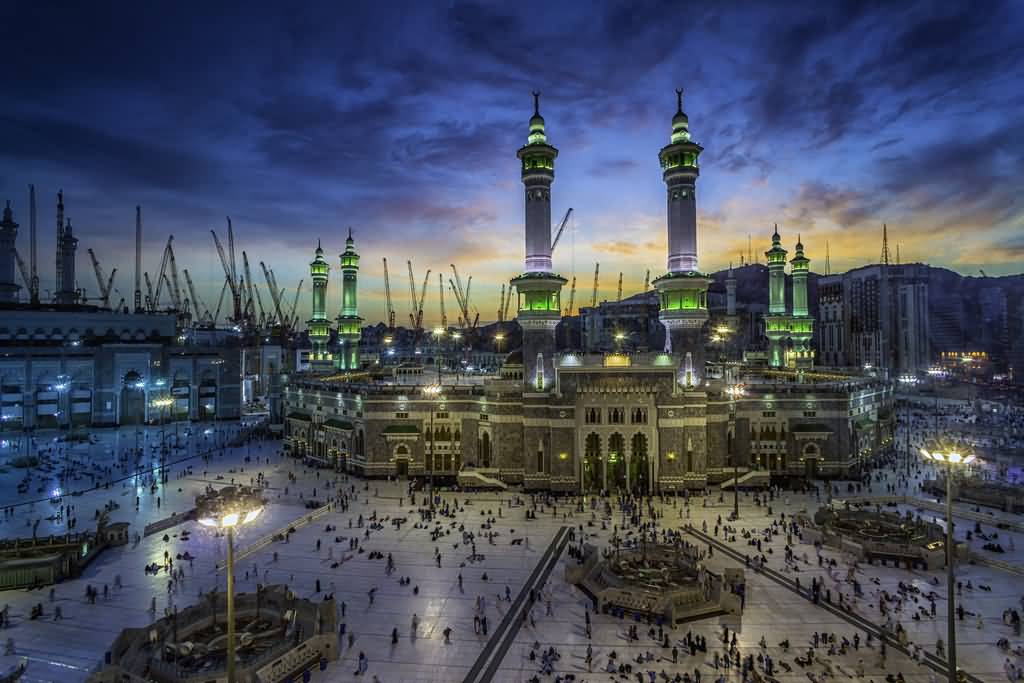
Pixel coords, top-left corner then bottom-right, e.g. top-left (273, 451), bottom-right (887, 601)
top-left (1, 1), bottom-right (1022, 325)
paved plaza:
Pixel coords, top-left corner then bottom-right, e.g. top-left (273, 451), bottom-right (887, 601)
top-left (0, 415), bottom-right (1021, 683)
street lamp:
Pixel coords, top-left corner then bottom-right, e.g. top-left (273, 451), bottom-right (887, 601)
top-left (152, 396), bottom-right (173, 458)
top-left (920, 445), bottom-right (975, 683)
top-left (422, 384), bottom-right (443, 511)
top-left (198, 501), bottom-right (263, 683)
top-left (725, 384), bottom-right (746, 518)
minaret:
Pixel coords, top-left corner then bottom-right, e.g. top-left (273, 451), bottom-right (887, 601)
top-left (726, 262), bottom-right (737, 317)
top-left (335, 229), bottom-right (363, 370)
top-left (789, 236), bottom-right (814, 366)
top-left (0, 202), bottom-right (20, 303)
top-left (652, 89), bottom-right (710, 384)
top-left (764, 225), bottom-right (789, 367)
top-left (54, 191), bottom-right (80, 305)
top-left (307, 241), bottom-right (331, 363)
top-left (510, 92), bottom-right (566, 391)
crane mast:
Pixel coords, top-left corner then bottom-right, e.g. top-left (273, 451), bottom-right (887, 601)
top-left (438, 272), bottom-right (447, 329)
top-left (406, 261), bottom-right (418, 329)
top-left (566, 276), bottom-right (576, 317)
top-left (28, 185), bottom-right (39, 305)
top-left (287, 280), bottom-right (303, 328)
top-left (617, 272), bottom-right (623, 302)
top-left (591, 263), bottom-right (600, 307)
top-left (382, 258), bottom-right (395, 330)
top-left (416, 270), bottom-right (430, 330)
top-left (143, 272), bottom-right (154, 312)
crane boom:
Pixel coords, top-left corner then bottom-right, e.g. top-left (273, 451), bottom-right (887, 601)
top-left (87, 248), bottom-right (116, 306)
top-left (183, 268), bottom-right (208, 323)
top-left (416, 269), bottom-right (430, 329)
top-left (167, 242), bottom-right (182, 310)
top-left (242, 252), bottom-right (256, 326)
top-left (407, 260), bottom-right (418, 329)
top-left (591, 263), bottom-right (600, 308)
top-left (287, 280), bottom-right (303, 328)
top-left (153, 236), bottom-right (172, 307)
top-left (12, 248), bottom-right (31, 294)
top-left (143, 272), bottom-right (155, 311)
top-left (497, 284), bottom-right (506, 323)
top-left (550, 207), bottom-right (573, 252)
top-left (617, 272), bottom-right (623, 302)
top-left (438, 273), bottom-right (447, 329)
top-left (260, 261), bottom-right (285, 325)
top-left (566, 276), bottom-right (576, 317)
top-left (213, 277), bottom-right (229, 325)
top-left (382, 258), bottom-right (395, 330)
top-left (503, 285), bottom-right (514, 321)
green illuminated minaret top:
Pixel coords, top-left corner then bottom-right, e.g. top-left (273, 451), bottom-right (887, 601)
top-left (336, 228), bottom-right (363, 370)
top-left (307, 240), bottom-right (331, 361)
top-left (766, 225), bottom-right (787, 315)
top-left (790, 235), bottom-right (809, 318)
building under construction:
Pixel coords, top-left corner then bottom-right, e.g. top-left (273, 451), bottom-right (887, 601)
top-left (0, 190), bottom-right (241, 429)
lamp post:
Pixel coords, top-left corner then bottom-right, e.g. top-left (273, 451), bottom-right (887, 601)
top-left (198, 501), bottom-right (263, 683)
top-left (422, 384), bottom-right (443, 511)
top-left (920, 445), bottom-right (974, 683)
top-left (726, 384), bottom-right (745, 519)
top-left (152, 396), bottom-right (173, 458)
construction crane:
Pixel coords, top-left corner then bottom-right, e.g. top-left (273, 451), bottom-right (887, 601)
top-left (502, 285), bottom-right (514, 322)
top-left (565, 276), bottom-right (576, 317)
top-left (87, 248), bottom-right (117, 308)
top-left (550, 207), bottom-right (573, 253)
top-left (210, 227), bottom-right (242, 323)
top-left (591, 263), bottom-right (600, 307)
top-left (260, 261), bottom-right (286, 326)
top-left (242, 252), bottom-right (257, 326)
top-left (643, 269), bottom-right (650, 291)
top-left (143, 272), bottom-right (155, 311)
top-left (161, 273), bottom-right (176, 310)
top-left (438, 273), bottom-right (448, 329)
top-left (212, 277), bottom-right (229, 326)
top-left (152, 236), bottom-right (173, 309)
top-left (407, 260), bottom-right (418, 329)
top-left (12, 248), bottom-right (31, 296)
top-left (616, 272), bottom-right (623, 302)
top-left (382, 258), bottom-right (396, 330)
top-left (167, 242), bottom-right (182, 311)
top-left (287, 280), bottom-right (303, 328)
top-left (183, 268), bottom-right (209, 324)
top-left (28, 184), bottom-right (39, 305)
top-left (416, 269), bottom-right (430, 330)
top-left (252, 280), bottom-right (266, 326)
top-left (497, 284), bottom-right (506, 323)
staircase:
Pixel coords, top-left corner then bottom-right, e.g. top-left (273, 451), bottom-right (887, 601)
top-left (720, 469), bottom-right (772, 490)
top-left (457, 468), bottom-right (508, 490)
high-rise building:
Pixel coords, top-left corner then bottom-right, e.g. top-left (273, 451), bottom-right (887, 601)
top-left (335, 229), bottom-right (362, 370)
top-left (509, 93), bottom-right (566, 392)
top-left (816, 263), bottom-right (929, 373)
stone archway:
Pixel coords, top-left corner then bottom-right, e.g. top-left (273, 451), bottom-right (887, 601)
top-left (480, 431), bottom-right (492, 468)
top-left (119, 371), bottom-right (146, 425)
top-left (608, 433), bottom-right (626, 491)
top-left (629, 433), bottom-right (650, 495)
top-left (583, 433), bottom-right (603, 492)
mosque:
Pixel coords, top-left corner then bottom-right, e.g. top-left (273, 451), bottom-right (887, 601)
top-left (282, 91), bottom-right (894, 492)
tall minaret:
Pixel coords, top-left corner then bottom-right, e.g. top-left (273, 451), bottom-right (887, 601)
top-left (764, 225), bottom-right (789, 367)
top-left (789, 236), bottom-right (814, 366)
top-left (307, 241), bottom-right (331, 363)
top-left (510, 92), bottom-right (566, 391)
top-left (726, 262), bottom-right (737, 317)
top-left (652, 89), bottom-right (710, 384)
top-left (336, 229), bottom-right (363, 370)
top-left (0, 202), bottom-right (20, 303)
top-left (54, 191), bottom-right (80, 305)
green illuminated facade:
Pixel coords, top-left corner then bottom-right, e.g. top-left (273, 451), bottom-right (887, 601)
top-left (335, 229), bottom-right (363, 370)
top-left (654, 89), bottom-right (709, 381)
top-left (514, 92), bottom-right (565, 391)
top-left (764, 228), bottom-right (815, 368)
top-left (307, 242), bottom-right (331, 362)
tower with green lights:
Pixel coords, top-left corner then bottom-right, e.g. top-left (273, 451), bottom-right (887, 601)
top-left (335, 229), bottom-right (363, 370)
top-left (510, 92), bottom-right (566, 392)
top-left (789, 236), bottom-right (814, 366)
top-left (307, 241), bottom-right (331, 363)
top-left (652, 89), bottom-right (710, 385)
top-left (764, 225), bottom-right (788, 367)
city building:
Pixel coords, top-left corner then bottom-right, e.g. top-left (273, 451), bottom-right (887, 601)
top-left (282, 92), bottom-right (894, 489)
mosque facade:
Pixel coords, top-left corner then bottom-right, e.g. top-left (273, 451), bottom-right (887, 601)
top-left (282, 93), bottom-right (894, 492)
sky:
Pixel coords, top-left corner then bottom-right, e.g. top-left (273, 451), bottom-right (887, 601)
top-left (2, 0), bottom-right (1023, 327)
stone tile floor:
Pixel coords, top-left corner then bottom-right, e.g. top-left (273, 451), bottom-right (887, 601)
top-left (0, 424), bottom-right (1020, 682)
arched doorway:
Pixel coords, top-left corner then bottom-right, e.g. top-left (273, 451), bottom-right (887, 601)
top-left (119, 371), bottom-right (145, 425)
top-left (394, 443), bottom-right (410, 477)
top-left (583, 433), bottom-right (602, 492)
top-left (629, 433), bottom-right (650, 495)
top-left (802, 442), bottom-right (820, 478)
top-left (480, 432), bottom-right (492, 468)
top-left (171, 373), bottom-right (190, 422)
top-left (608, 433), bottom-right (626, 491)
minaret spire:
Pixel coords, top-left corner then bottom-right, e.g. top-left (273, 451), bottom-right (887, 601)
top-left (532, 90), bottom-right (540, 115)
top-left (676, 87), bottom-right (683, 114)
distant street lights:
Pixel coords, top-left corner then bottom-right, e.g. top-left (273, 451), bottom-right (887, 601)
top-left (920, 445), bottom-right (975, 683)
top-left (422, 383), bottom-right (443, 511)
top-left (198, 500), bottom-right (264, 683)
